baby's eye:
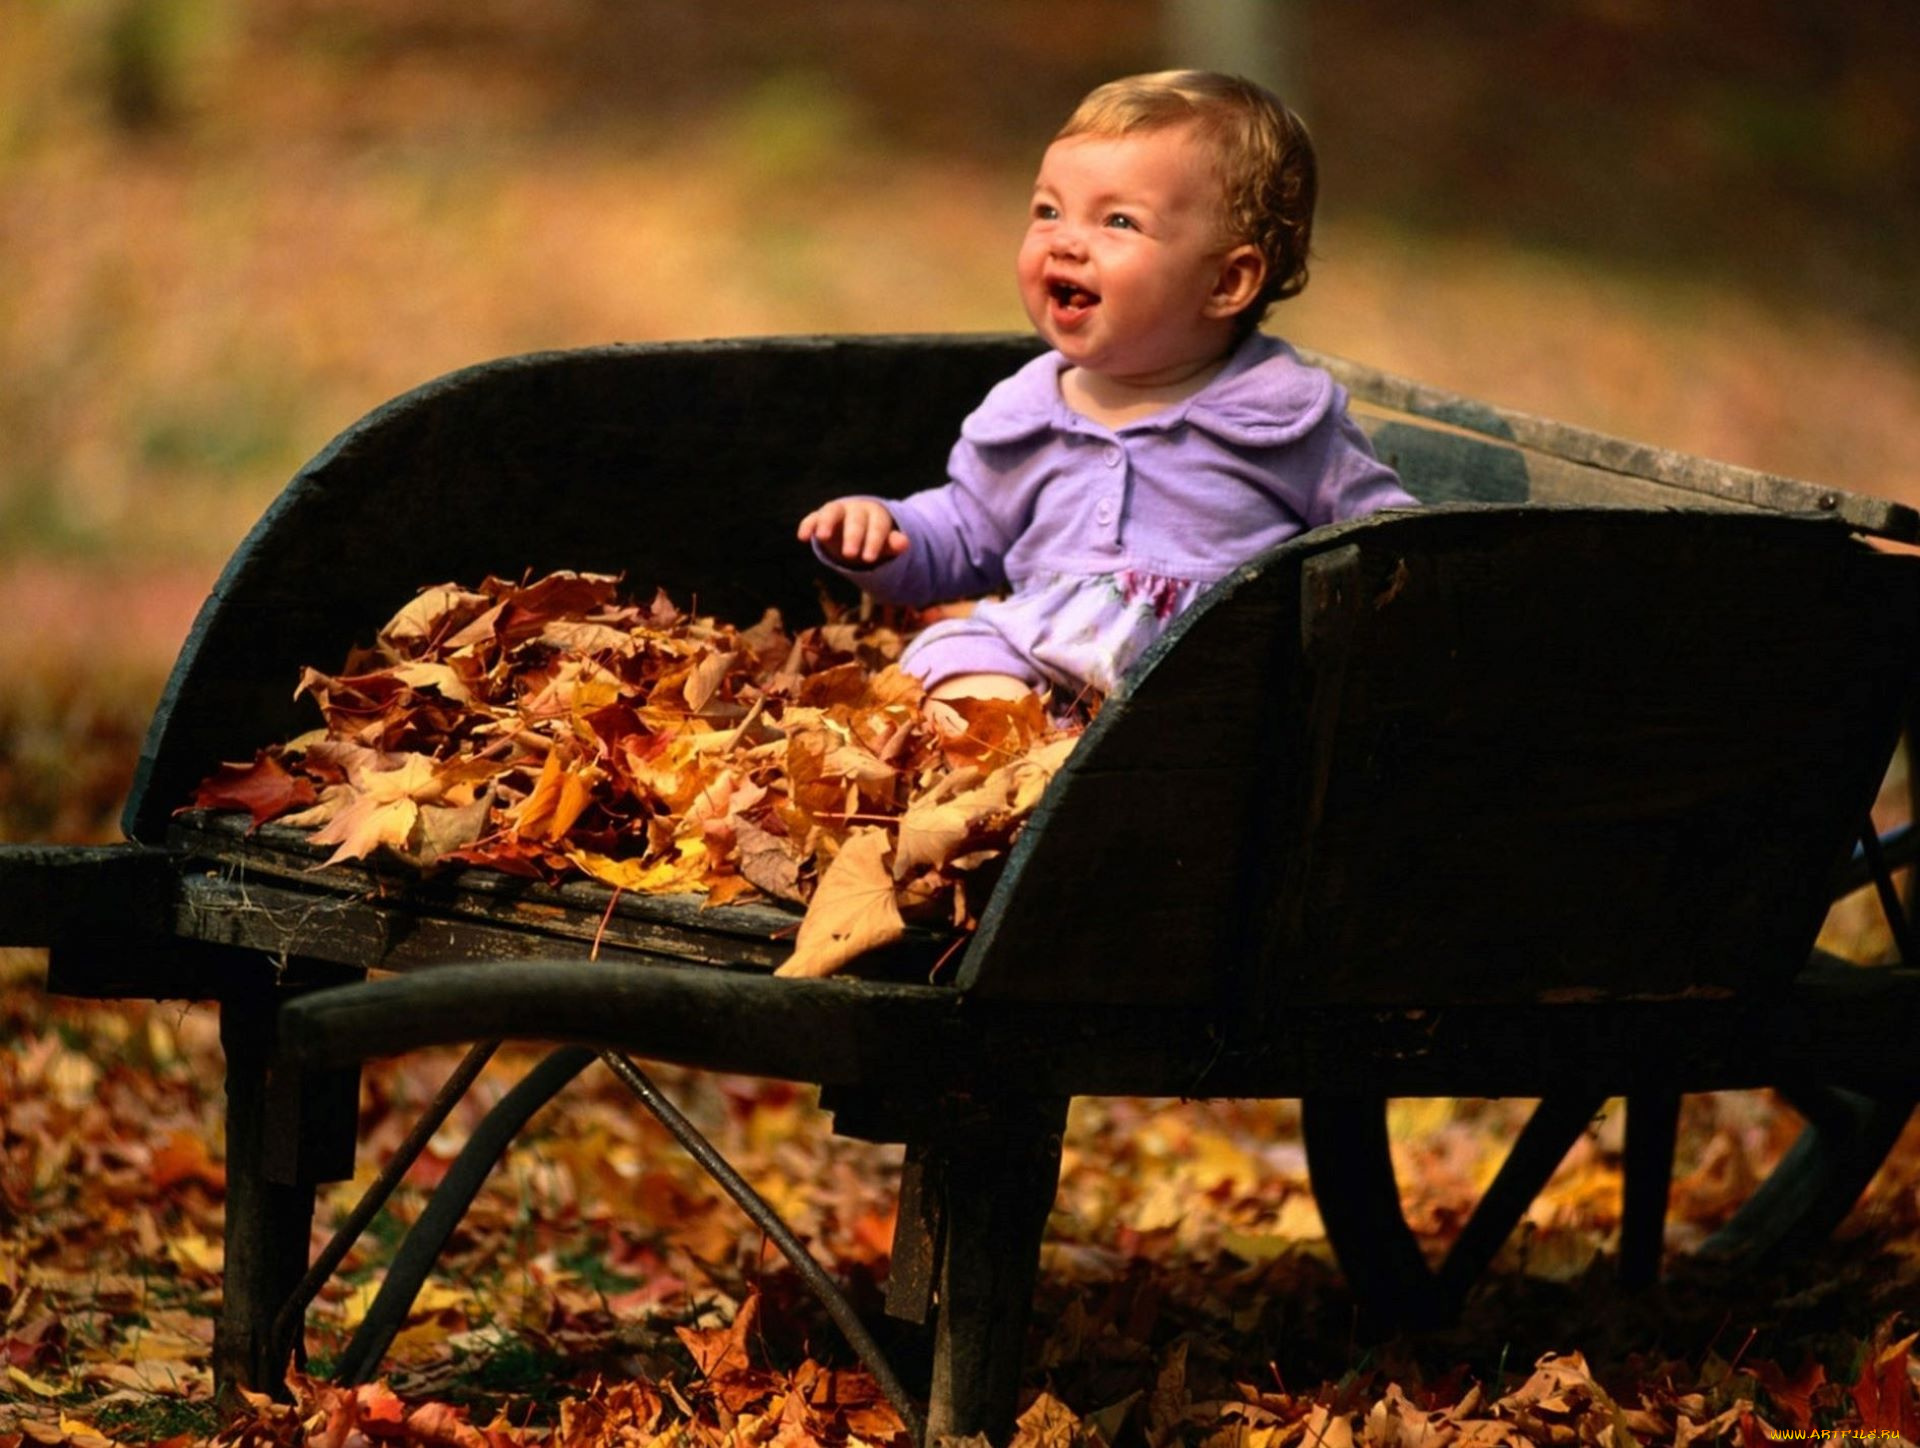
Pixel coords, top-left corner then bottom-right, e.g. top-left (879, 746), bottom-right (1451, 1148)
top-left (1104, 212), bottom-right (1140, 231)
top-left (1031, 202), bottom-right (1059, 222)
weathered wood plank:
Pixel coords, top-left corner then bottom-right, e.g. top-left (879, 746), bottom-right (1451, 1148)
top-left (168, 816), bottom-right (812, 969)
top-left (923, 1093), bottom-right (1067, 1442)
top-left (1318, 350), bottom-right (1918, 539)
top-left (272, 952), bottom-right (1920, 1100)
top-left (171, 814), bottom-right (808, 945)
top-left (0, 843), bottom-right (176, 945)
top-left (166, 869), bottom-right (794, 975)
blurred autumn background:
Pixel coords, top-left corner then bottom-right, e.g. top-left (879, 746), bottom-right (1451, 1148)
top-left (5, 2), bottom-right (1920, 1443)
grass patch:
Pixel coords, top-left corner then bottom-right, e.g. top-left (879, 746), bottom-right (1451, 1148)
top-left (87, 1392), bottom-right (224, 1442)
top-left (557, 1239), bottom-right (642, 1298)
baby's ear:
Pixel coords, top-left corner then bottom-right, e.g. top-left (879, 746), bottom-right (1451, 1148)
top-left (1206, 244), bottom-right (1267, 319)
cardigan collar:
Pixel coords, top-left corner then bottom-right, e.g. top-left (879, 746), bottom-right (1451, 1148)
top-left (959, 330), bottom-right (1337, 448)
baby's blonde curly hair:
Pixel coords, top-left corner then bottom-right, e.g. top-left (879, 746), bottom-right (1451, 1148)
top-left (1056, 70), bottom-right (1317, 329)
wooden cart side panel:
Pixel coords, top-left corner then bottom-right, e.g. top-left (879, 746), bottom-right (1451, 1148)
top-left (956, 524), bottom-right (1329, 1004)
top-left (1354, 412), bottom-right (1797, 516)
top-left (961, 509), bottom-right (1920, 1009)
top-left (1267, 510), bottom-right (1920, 1006)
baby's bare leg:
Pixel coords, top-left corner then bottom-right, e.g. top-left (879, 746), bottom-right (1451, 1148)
top-left (924, 671), bottom-right (1040, 735)
top-left (929, 672), bottom-right (1038, 703)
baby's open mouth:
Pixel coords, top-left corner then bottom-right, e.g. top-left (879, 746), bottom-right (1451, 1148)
top-left (1048, 280), bottom-right (1100, 312)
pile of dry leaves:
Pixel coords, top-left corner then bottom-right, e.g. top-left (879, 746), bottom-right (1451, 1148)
top-left (185, 573), bottom-right (1086, 977)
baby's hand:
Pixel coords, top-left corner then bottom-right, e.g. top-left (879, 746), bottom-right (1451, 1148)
top-left (797, 498), bottom-right (910, 566)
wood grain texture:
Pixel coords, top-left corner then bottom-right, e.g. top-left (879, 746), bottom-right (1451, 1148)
top-left (1315, 350), bottom-right (1918, 539)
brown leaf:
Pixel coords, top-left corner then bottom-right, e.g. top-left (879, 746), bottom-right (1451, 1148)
top-left (893, 793), bottom-right (982, 880)
top-left (149, 1130), bottom-right (225, 1193)
top-left (1012, 1392), bottom-right (1086, 1448)
top-left (935, 690), bottom-right (1049, 767)
top-left (1749, 1359), bottom-right (1825, 1431)
top-left (403, 793), bottom-right (494, 867)
top-left (734, 819), bottom-right (806, 904)
top-left (405, 1401), bottom-right (492, 1448)
top-left (307, 795), bottom-right (419, 865)
top-left (776, 828), bottom-right (904, 977)
top-left (539, 619), bottom-right (640, 658)
top-left (677, 1292), bottom-right (759, 1379)
top-left (304, 753), bottom-right (446, 865)
top-left (683, 648), bottom-right (738, 714)
top-left (378, 585), bottom-right (494, 659)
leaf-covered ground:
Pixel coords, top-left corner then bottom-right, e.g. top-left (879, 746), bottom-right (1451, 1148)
top-left (4, 937), bottom-right (1919, 1447)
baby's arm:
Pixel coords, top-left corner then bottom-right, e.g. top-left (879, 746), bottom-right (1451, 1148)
top-left (800, 459), bottom-right (1017, 607)
top-left (797, 497), bottom-right (909, 566)
top-left (1308, 408), bottom-right (1421, 526)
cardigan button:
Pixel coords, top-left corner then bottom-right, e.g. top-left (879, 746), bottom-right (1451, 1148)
top-left (1101, 445), bottom-right (1121, 467)
top-left (1095, 499), bottom-right (1116, 524)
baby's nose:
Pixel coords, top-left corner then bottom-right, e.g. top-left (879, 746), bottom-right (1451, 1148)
top-left (1050, 227), bottom-right (1089, 259)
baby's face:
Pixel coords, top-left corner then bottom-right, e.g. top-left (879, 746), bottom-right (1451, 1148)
top-left (1018, 123), bottom-right (1247, 385)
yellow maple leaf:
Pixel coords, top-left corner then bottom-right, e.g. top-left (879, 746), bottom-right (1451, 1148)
top-left (569, 840), bottom-right (711, 895)
top-left (6, 1364), bottom-right (63, 1397)
top-left (513, 749), bottom-right (600, 841)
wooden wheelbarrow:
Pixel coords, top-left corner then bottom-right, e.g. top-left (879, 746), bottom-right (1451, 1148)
top-left (7, 334), bottom-right (1920, 1443)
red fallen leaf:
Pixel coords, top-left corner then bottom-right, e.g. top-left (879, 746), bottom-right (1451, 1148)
top-left (353, 1381), bottom-right (410, 1439)
top-left (181, 752), bottom-right (316, 827)
top-left (850, 1207), bottom-right (897, 1264)
top-left (555, 1382), bottom-right (665, 1446)
top-left (149, 1129), bottom-right (226, 1193)
top-left (440, 836), bottom-right (552, 879)
top-left (1850, 1327), bottom-right (1920, 1438)
top-left (799, 1366), bottom-right (905, 1441)
top-left (1750, 1358), bottom-right (1825, 1430)
top-left (677, 1291), bottom-right (760, 1379)
top-left (405, 1401), bottom-right (491, 1448)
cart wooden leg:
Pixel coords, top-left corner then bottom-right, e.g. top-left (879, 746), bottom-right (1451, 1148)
top-left (1619, 1091), bottom-right (1681, 1288)
top-left (923, 1092), bottom-right (1067, 1443)
top-left (1304, 1093), bottom-right (1604, 1333)
top-left (214, 980), bottom-right (361, 1407)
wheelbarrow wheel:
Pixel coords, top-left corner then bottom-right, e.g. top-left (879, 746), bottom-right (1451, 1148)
top-left (1300, 1089), bottom-right (1915, 1335)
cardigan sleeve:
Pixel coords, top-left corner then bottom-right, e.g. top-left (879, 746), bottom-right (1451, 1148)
top-left (812, 439), bottom-right (1022, 606)
top-left (1303, 402), bottom-right (1420, 528)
